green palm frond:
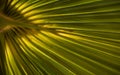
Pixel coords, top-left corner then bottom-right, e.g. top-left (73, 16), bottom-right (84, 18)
top-left (0, 0), bottom-right (120, 75)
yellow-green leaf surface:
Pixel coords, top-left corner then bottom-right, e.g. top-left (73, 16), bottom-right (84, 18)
top-left (0, 0), bottom-right (120, 75)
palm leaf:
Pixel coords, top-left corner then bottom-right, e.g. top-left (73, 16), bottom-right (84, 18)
top-left (0, 0), bottom-right (120, 75)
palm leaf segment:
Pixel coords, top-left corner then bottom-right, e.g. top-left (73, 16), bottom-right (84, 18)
top-left (0, 0), bottom-right (120, 75)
